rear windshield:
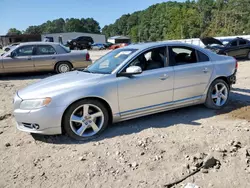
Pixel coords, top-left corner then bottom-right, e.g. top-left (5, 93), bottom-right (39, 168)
top-left (60, 44), bottom-right (71, 53)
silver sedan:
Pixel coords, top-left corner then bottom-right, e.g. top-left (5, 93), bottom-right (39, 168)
top-left (13, 42), bottom-right (237, 140)
top-left (0, 42), bottom-right (92, 74)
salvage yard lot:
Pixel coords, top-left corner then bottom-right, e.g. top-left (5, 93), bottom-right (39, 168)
top-left (0, 51), bottom-right (250, 188)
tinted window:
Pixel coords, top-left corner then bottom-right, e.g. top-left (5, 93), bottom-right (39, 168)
top-left (36, 45), bottom-right (56, 55)
top-left (169, 47), bottom-right (197, 66)
top-left (15, 45), bottom-right (34, 56)
top-left (239, 40), bottom-right (247, 45)
top-left (128, 47), bottom-right (166, 71)
top-left (231, 40), bottom-right (237, 46)
top-left (197, 51), bottom-right (209, 62)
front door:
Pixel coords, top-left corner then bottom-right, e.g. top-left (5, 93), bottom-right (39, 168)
top-left (117, 46), bottom-right (174, 116)
top-left (3, 45), bottom-right (35, 73)
top-left (168, 46), bottom-right (213, 102)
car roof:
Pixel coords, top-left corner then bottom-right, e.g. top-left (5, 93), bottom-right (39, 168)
top-left (18, 42), bottom-right (60, 46)
top-left (123, 41), bottom-right (204, 50)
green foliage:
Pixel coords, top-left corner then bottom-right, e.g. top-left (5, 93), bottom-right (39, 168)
top-left (22, 18), bottom-right (101, 35)
top-left (102, 0), bottom-right (250, 42)
top-left (7, 28), bottom-right (22, 35)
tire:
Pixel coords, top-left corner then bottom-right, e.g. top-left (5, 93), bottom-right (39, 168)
top-left (55, 62), bottom-right (72, 74)
top-left (205, 79), bottom-right (230, 110)
top-left (62, 99), bottom-right (109, 141)
top-left (247, 51), bottom-right (250, 60)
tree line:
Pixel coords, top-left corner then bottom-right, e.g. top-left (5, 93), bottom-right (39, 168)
top-left (102, 0), bottom-right (250, 42)
top-left (7, 18), bottom-right (101, 35)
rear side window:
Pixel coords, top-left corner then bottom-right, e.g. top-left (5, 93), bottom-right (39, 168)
top-left (169, 46), bottom-right (197, 66)
top-left (36, 45), bottom-right (56, 55)
top-left (197, 50), bottom-right (210, 62)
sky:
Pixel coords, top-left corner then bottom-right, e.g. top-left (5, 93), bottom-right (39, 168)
top-left (0, 0), bottom-right (183, 35)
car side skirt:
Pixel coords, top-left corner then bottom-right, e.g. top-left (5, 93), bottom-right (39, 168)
top-left (113, 95), bottom-right (204, 123)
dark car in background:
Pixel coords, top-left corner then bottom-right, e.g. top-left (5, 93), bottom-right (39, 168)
top-left (67, 36), bottom-right (94, 50)
top-left (201, 37), bottom-right (250, 59)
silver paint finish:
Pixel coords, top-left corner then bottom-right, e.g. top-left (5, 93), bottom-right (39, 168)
top-left (13, 41), bottom-right (236, 135)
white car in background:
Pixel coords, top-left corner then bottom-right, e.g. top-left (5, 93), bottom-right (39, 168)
top-left (3, 43), bottom-right (19, 52)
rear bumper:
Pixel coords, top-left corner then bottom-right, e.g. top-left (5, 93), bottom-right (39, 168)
top-left (227, 71), bottom-right (237, 85)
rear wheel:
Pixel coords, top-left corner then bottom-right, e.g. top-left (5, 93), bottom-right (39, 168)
top-left (205, 79), bottom-right (229, 109)
top-left (62, 99), bottom-right (109, 140)
top-left (55, 62), bottom-right (72, 74)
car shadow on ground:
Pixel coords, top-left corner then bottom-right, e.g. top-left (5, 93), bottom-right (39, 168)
top-left (0, 72), bottom-right (54, 81)
top-left (31, 89), bottom-right (250, 145)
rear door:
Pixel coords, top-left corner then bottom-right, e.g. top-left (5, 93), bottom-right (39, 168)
top-left (33, 45), bottom-right (57, 71)
top-left (169, 46), bottom-right (213, 102)
top-left (226, 39), bottom-right (240, 57)
top-left (237, 39), bottom-right (249, 57)
top-left (3, 45), bottom-right (35, 73)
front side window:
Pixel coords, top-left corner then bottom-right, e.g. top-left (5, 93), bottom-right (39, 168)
top-left (169, 46), bottom-right (197, 66)
top-left (15, 45), bottom-right (34, 56)
top-left (127, 47), bottom-right (166, 71)
top-left (230, 40), bottom-right (238, 46)
top-left (36, 45), bottom-right (56, 55)
top-left (87, 48), bottom-right (138, 74)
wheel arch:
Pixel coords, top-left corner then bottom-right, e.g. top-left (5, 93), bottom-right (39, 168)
top-left (212, 76), bottom-right (230, 86)
top-left (54, 61), bottom-right (73, 71)
top-left (61, 96), bottom-right (113, 134)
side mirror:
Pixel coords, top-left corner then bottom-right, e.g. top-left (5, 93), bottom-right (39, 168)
top-left (118, 66), bottom-right (142, 77)
top-left (10, 51), bottom-right (17, 58)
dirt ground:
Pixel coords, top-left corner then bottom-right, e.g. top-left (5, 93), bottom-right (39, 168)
top-left (0, 51), bottom-right (250, 188)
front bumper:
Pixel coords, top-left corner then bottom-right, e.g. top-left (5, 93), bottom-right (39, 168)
top-left (13, 94), bottom-right (66, 135)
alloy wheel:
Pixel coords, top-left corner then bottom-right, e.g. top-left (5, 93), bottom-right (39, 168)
top-left (211, 82), bottom-right (228, 107)
top-left (70, 104), bottom-right (104, 137)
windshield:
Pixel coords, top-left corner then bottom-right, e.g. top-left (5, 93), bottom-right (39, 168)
top-left (221, 39), bottom-right (232, 46)
top-left (86, 48), bottom-right (138, 74)
top-left (2, 45), bottom-right (19, 57)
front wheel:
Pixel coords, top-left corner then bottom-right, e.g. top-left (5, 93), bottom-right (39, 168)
top-left (205, 79), bottom-right (230, 110)
top-left (62, 99), bottom-right (109, 140)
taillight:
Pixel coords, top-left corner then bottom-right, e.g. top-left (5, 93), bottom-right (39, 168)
top-left (234, 58), bottom-right (238, 70)
top-left (86, 53), bottom-right (90, 61)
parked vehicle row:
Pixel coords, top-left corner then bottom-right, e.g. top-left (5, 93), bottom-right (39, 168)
top-left (0, 42), bottom-right (92, 74)
top-left (13, 42), bottom-right (237, 140)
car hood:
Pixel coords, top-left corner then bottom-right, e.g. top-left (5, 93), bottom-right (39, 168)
top-left (18, 71), bottom-right (105, 99)
top-left (200, 37), bottom-right (223, 46)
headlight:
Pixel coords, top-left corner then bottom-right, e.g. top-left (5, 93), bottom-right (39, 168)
top-left (20, 98), bottom-right (52, 110)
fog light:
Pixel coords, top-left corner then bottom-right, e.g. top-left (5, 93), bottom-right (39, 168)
top-left (32, 124), bottom-right (40, 130)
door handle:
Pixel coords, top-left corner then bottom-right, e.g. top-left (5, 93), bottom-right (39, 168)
top-left (203, 68), bottom-right (209, 73)
top-left (52, 57), bottom-right (56, 59)
top-left (159, 74), bottom-right (169, 80)
top-left (27, 58), bottom-right (32, 60)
